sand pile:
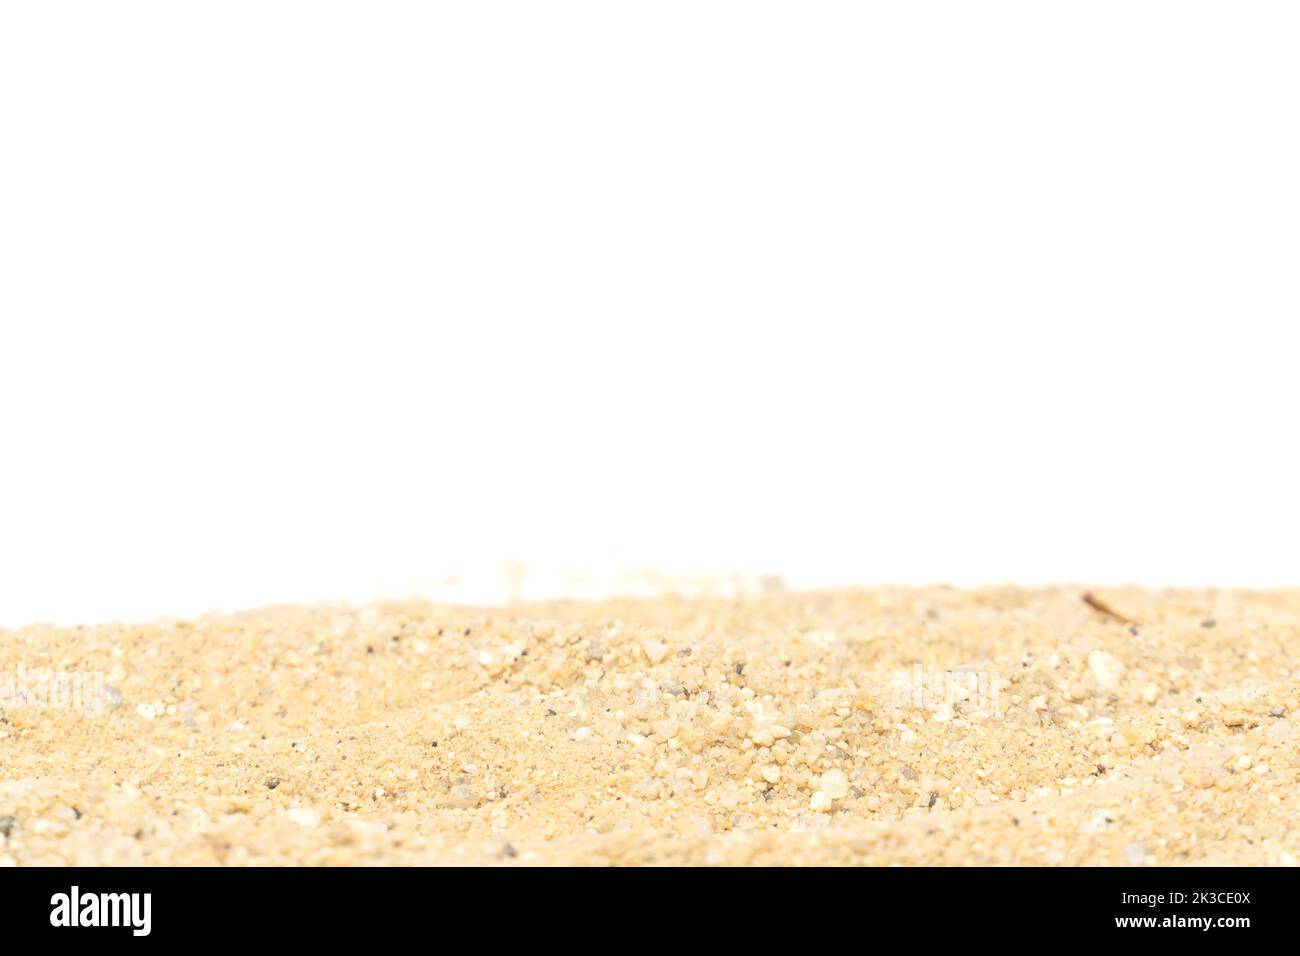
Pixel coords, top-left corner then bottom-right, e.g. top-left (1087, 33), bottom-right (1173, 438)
top-left (2, 586), bottom-right (1297, 865)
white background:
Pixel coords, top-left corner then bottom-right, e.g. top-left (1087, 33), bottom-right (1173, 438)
top-left (3, 3), bottom-right (1298, 627)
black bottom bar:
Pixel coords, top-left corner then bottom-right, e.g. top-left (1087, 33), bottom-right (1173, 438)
top-left (0, 866), bottom-right (1285, 944)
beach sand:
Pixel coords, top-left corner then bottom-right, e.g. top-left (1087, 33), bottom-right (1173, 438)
top-left (2, 586), bottom-right (1297, 865)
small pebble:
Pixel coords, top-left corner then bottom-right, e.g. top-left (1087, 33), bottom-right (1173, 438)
top-left (819, 769), bottom-right (849, 800)
top-left (642, 639), bottom-right (670, 665)
top-left (1087, 650), bottom-right (1125, 689)
top-left (287, 807), bottom-right (321, 828)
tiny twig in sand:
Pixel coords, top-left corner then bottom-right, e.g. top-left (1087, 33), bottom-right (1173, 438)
top-left (1082, 591), bottom-right (1135, 625)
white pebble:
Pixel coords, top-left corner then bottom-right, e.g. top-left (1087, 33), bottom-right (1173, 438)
top-left (819, 768), bottom-right (849, 799)
top-left (652, 718), bottom-right (679, 739)
top-left (642, 639), bottom-right (670, 664)
top-left (287, 807), bottom-right (321, 828)
top-left (445, 783), bottom-right (480, 809)
top-left (1087, 650), bottom-right (1125, 689)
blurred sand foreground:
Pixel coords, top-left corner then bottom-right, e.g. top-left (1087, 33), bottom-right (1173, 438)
top-left (2, 587), bottom-right (1298, 866)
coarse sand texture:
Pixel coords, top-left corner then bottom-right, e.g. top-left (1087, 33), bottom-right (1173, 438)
top-left (2, 587), bottom-right (1298, 865)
